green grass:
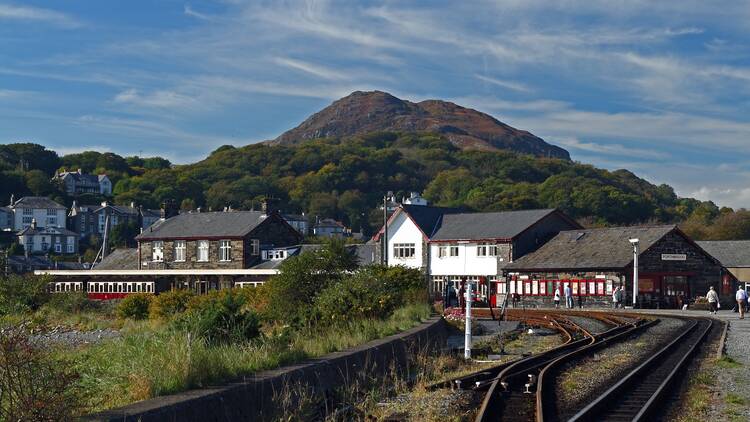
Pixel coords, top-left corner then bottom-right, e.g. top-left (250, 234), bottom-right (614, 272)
top-left (716, 356), bottom-right (743, 369)
top-left (725, 393), bottom-right (747, 406)
top-left (68, 303), bottom-right (432, 413)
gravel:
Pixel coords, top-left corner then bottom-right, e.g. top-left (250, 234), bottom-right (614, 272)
top-left (554, 317), bottom-right (688, 418)
top-left (28, 326), bottom-right (120, 348)
top-left (566, 315), bottom-right (613, 334)
top-left (703, 317), bottom-right (750, 421)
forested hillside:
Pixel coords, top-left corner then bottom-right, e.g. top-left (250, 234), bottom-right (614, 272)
top-left (1, 134), bottom-right (748, 240)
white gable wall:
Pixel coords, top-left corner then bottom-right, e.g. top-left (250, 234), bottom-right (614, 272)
top-left (429, 242), bottom-right (506, 276)
top-left (386, 211), bottom-right (424, 269)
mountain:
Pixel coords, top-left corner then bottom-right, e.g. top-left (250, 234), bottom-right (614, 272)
top-left (269, 91), bottom-right (571, 160)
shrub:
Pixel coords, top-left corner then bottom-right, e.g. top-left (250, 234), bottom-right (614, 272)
top-left (179, 290), bottom-right (260, 345)
top-left (0, 275), bottom-right (50, 315)
top-left (0, 329), bottom-right (86, 420)
top-left (149, 289), bottom-right (196, 320)
top-left (45, 291), bottom-right (99, 313)
top-left (116, 294), bottom-right (152, 320)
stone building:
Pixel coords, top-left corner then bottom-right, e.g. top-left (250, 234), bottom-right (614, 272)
top-left (696, 240), bottom-right (750, 292)
top-left (505, 225), bottom-right (724, 308)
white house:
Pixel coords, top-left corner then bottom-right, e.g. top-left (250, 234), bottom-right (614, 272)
top-left (17, 219), bottom-right (79, 254)
top-left (10, 196), bottom-right (67, 230)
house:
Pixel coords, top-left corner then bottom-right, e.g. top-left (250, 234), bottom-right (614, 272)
top-left (696, 240), bottom-right (750, 290)
top-left (68, 202), bottom-right (100, 238)
top-left (136, 209), bottom-right (302, 270)
top-left (17, 219), bottom-right (79, 255)
top-left (140, 208), bottom-right (162, 230)
top-left (282, 213), bottom-right (308, 235)
top-left (9, 196), bottom-right (67, 230)
top-left (402, 192), bottom-right (428, 206)
top-left (54, 170), bottom-right (112, 196)
top-left (505, 225), bottom-right (723, 309)
top-left (94, 202), bottom-right (141, 234)
top-left (0, 206), bottom-right (12, 231)
top-left (428, 209), bottom-right (581, 302)
top-left (313, 218), bottom-right (347, 238)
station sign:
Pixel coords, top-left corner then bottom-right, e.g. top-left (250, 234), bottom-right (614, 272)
top-left (661, 253), bottom-right (687, 261)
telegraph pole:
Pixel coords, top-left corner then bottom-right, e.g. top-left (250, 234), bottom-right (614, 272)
top-left (382, 194), bottom-right (388, 266)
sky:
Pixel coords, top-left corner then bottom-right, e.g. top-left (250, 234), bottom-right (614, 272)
top-left (1, 1), bottom-right (749, 208)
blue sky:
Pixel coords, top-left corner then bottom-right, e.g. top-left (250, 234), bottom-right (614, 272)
top-left (1, 1), bottom-right (749, 208)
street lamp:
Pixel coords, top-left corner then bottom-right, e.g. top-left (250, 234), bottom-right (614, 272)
top-left (629, 238), bottom-right (639, 308)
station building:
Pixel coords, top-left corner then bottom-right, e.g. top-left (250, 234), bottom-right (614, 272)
top-left (504, 225), bottom-right (725, 308)
top-left (696, 240), bottom-right (750, 291)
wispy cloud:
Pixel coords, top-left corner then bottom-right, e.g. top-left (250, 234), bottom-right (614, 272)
top-left (474, 74), bottom-right (531, 92)
top-left (0, 4), bottom-right (81, 28)
top-left (113, 88), bottom-right (197, 109)
top-left (272, 57), bottom-right (348, 81)
top-left (183, 4), bottom-right (212, 21)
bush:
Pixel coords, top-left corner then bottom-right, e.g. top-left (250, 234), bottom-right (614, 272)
top-left (0, 329), bottom-right (86, 420)
top-left (314, 265), bottom-right (427, 324)
top-left (149, 289), bottom-right (196, 320)
top-left (116, 294), bottom-right (152, 320)
top-left (45, 291), bottom-right (99, 313)
top-left (0, 275), bottom-right (50, 315)
top-left (179, 290), bottom-right (260, 345)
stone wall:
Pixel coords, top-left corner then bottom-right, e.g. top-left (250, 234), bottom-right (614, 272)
top-left (82, 317), bottom-right (448, 422)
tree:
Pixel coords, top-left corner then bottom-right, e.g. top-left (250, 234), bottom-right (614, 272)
top-left (25, 170), bottom-right (55, 196)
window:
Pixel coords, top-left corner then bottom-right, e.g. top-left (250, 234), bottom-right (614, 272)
top-left (47, 217), bottom-right (56, 226)
top-left (152, 241), bottom-right (164, 262)
top-left (197, 240), bottom-right (209, 262)
top-left (449, 246), bottom-right (459, 257)
top-left (488, 244), bottom-right (498, 256)
top-left (263, 250), bottom-right (286, 260)
top-left (54, 244), bottom-right (61, 253)
top-left (23, 208), bottom-right (32, 215)
top-left (393, 243), bottom-right (415, 259)
top-left (219, 240), bottom-right (232, 261)
top-left (477, 243), bottom-right (487, 257)
top-left (438, 246), bottom-right (447, 258)
top-left (22, 217), bottom-right (32, 225)
top-left (47, 208), bottom-right (56, 216)
top-left (250, 239), bottom-right (260, 256)
top-left (174, 240), bottom-right (186, 262)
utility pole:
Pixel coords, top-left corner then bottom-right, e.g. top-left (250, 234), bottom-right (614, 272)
top-left (629, 238), bottom-right (639, 308)
top-left (464, 281), bottom-right (472, 359)
top-left (382, 194), bottom-right (388, 266)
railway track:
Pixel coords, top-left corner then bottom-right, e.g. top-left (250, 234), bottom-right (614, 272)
top-left (564, 317), bottom-right (714, 422)
top-left (475, 315), bottom-right (651, 422)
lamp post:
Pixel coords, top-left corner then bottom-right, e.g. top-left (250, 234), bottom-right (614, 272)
top-left (629, 238), bottom-right (639, 308)
top-left (465, 280), bottom-right (472, 360)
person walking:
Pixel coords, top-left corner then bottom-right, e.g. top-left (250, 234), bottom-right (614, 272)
top-left (564, 284), bottom-right (573, 309)
top-left (554, 289), bottom-right (561, 309)
top-left (612, 286), bottom-right (621, 309)
top-left (706, 286), bottom-right (719, 315)
top-left (736, 286), bottom-right (748, 320)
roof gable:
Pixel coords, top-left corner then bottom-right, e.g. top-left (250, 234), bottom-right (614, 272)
top-left (696, 240), bottom-right (750, 268)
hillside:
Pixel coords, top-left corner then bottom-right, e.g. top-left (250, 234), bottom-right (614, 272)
top-left (269, 91), bottom-right (571, 160)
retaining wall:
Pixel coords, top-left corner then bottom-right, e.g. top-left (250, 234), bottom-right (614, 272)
top-left (83, 316), bottom-right (449, 421)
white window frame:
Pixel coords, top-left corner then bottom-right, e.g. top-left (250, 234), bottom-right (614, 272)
top-left (66, 244), bottom-right (74, 253)
top-left (488, 244), bottom-right (498, 257)
top-left (197, 240), bottom-right (209, 262)
top-left (152, 241), bottom-right (164, 262)
top-left (23, 208), bottom-right (32, 215)
top-left (477, 243), bottom-right (487, 257)
top-left (174, 240), bottom-right (186, 262)
top-left (449, 245), bottom-right (459, 257)
top-left (393, 243), bottom-right (416, 259)
top-left (219, 240), bottom-right (232, 262)
top-left (54, 244), bottom-right (62, 253)
top-left (438, 246), bottom-right (447, 258)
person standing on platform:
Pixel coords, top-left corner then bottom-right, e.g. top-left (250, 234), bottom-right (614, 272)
top-left (554, 289), bottom-right (561, 309)
top-left (736, 286), bottom-right (748, 320)
top-left (564, 284), bottom-right (573, 309)
top-left (612, 286), bottom-right (621, 309)
top-left (706, 286), bottom-right (719, 315)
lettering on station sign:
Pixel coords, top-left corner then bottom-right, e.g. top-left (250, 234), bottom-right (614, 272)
top-left (661, 253), bottom-right (687, 261)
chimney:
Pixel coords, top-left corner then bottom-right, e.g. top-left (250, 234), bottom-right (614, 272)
top-left (9, 194), bottom-right (14, 207)
top-left (30, 218), bottom-right (37, 230)
top-left (160, 199), bottom-right (179, 219)
top-left (196, 207), bottom-right (201, 213)
top-left (101, 201), bottom-right (108, 207)
top-left (77, 168), bottom-right (82, 174)
top-left (130, 201), bottom-right (135, 209)
top-left (71, 200), bottom-right (77, 210)
top-left (261, 197), bottom-right (277, 216)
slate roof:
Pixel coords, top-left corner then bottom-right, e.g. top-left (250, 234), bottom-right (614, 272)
top-left (59, 172), bottom-right (100, 185)
top-left (506, 225), bottom-right (677, 271)
top-left (397, 204), bottom-right (462, 237)
top-left (430, 209), bottom-right (563, 241)
top-left (12, 196), bottom-right (66, 209)
top-left (141, 209), bottom-right (161, 218)
top-left (95, 248), bottom-right (138, 270)
top-left (17, 226), bottom-right (78, 237)
top-left (94, 205), bottom-right (138, 215)
top-left (696, 241), bottom-right (750, 268)
top-left (136, 211), bottom-right (268, 240)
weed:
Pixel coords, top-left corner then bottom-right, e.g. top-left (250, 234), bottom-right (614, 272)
top-left (716, 356), bottom-right (743, 369)
top-left (725, 393), bottom-right (746, 406)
